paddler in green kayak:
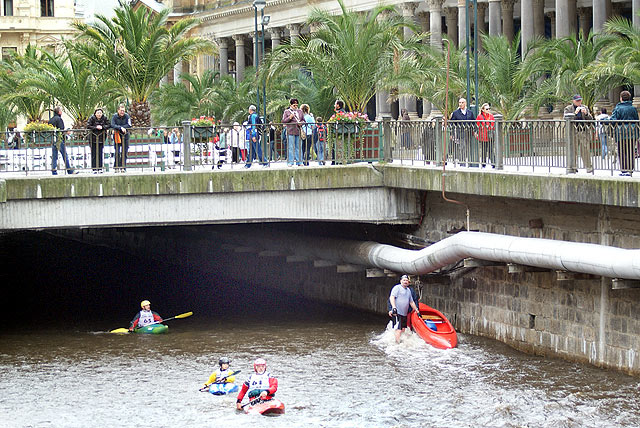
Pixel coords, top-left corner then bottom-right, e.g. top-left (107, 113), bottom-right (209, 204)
top-left (129, 300), bottom-right (163, 332)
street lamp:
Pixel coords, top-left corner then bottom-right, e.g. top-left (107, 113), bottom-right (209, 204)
top-left (253, 0), bottom-right (266, 116)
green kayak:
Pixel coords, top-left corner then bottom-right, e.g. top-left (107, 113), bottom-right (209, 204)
top-left (135, 324), bottom-right (169, 334)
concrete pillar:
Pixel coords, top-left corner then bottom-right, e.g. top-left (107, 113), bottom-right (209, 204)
top-left (547, 11), bottom-right (556, 39)
top-left (502, 0), bottom-right (516, 43)
top-left (592, 0), bottom-right (606, 33)
top-left (287, 23), bottom-right (301, 44)
top-left (269, 27), bottom-right (282, 49)
top-left (173, 61), bottom-right (182, 84)
top-left (488, 0), bottom-right (502, 36)
top-left (444, 7), bottom-right (458, 47)
top-left (418, 11), bottom-right (431, 117)
top-left (521, 0), bottom-right (535, 56)
top-left (578, 7), bottom-right (592, 39)
top-left (400, 2), bottom-right (418, 119)
top-left (232, 34), bottom-right (245, 82)
top-left (376, 91), bottom-right (392, 120)
top-left (556, 0), bottom-right (577, 38)
top-left (458, 0), bottom-right (467, 49)
top-left (217, 37), bottom-right (229, 76)
top-left (533, 0), bottom-right (545, 38)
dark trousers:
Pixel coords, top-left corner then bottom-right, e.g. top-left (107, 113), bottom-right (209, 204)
top-left (301, 135), bottom-right (312, 165)
top-left (90, 135), bottom-right (105, 171)
top-left (618, 137), bottom-right (635, 173)
top-left (51, 138), bottom-right (72, 172)
top-left (114, 133), bottom-right (129, 170)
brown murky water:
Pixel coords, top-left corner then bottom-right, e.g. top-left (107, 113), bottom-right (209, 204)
top-left (1, 316), bottom-right (639, 428)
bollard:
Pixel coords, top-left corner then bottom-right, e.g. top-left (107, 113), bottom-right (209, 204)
top-left (494, 114), bottom-right (504, 170)
top-left (434, 116), bottom-right (443, 166)
top-left (182, 120), bottom-right (192, 172)
top-left (564, 113), bottom-right (576, 173)
top-left (382, 115), bottom-right (392, 163)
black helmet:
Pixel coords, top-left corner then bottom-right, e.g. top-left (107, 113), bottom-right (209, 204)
top-left (219, 357), bottom-right (231, 366)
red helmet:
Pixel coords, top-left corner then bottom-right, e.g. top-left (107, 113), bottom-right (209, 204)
top-left (253, 358), bottom-right (267, 372)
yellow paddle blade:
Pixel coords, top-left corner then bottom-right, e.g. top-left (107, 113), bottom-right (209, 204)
top-left (110, 328), bottom-right (130, 334)
top-left (175, 311), bottom-right (193, 319)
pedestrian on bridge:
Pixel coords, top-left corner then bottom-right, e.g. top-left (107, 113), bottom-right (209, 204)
top-left (111, 104), bottom-right (132, 173)
top-left (607, 90), bottom-right (639, 177)
top-left (48, 106), bottom-right (75, 175)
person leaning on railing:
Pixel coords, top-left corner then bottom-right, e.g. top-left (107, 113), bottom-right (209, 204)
top-left (605, 90), bottom-right (639, 177)
top-left (563, 94), bottom-right (594, 174)
top-left (111, 104), bottom-right (131, 172)
top-left (476, 103), bottom-right (495, 168)
top-left (48, 106), bottom-right (76, 175)
top-left (87, 108), bottom-right (110, 173)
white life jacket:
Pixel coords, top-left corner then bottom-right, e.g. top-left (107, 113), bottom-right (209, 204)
top-left (138, 310), bottom-right (155, 326)
top-left (247, 372), bottom-right (271, 390)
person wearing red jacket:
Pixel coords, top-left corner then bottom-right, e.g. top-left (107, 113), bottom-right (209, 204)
top-left (476, 103), bottom-right (496, 168)
top-left (128, 300), bottom-right (162, 332)
top-left (236, 358), bottom-right (278, 410)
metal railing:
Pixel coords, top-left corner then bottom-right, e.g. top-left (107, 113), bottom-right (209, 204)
top-left (1, 116), bottom-right (638, 177)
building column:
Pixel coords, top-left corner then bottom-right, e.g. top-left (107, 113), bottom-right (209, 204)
top-left (418, 10), bottom-right (432, 117)
top-left (556, 0), bottom-right (577, 38)
top-left (400, 2), bottom-right (418, 119)
top-left (578, 7), bottom-right (592, 39)
top-left (173, 62), bottom-right (182, 84)
top-left (458, 0), bottom-right (467, 49)
top-left (444, 7), bottom-right (458, 47)
top-left (533, 0), bottom-right (545, 38)
top-left (217, 37), bottom-right (229, 76)
top-left (488, 0), bottom-right (502, 36)
top-left (547, 11), bottom-right (556, 39)
top-left (502, 0), bottom-right (516, 43)
top-left (269, 27), bottom-right (282, 49)
top-left (232, 34), bottom-right (245, 82)
top-left (428, 0), bottom-right (445, 49)
top-left (592, 1), bottom-right (606, 33)
top-left (521, 0), bottom-right (535, 56)
top-left (287, 23), bottom-right (301, 44)
top-left (476, 2), bottom-right (487, 50)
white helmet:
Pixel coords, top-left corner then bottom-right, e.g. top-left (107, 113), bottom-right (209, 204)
top-left (253, 358), bottom-right (267, 372)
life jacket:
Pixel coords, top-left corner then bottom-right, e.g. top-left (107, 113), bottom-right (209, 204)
top-left (246, 372), bottom-right (271, 391)
top-left (138, 310), bottom-right (155, 326)
top-left (216, 368), bottom-right (235, 383)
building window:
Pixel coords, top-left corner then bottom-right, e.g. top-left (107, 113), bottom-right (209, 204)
top-left (2, 47), bottom-right (17, 62)
top-left (41, 0), bottom-right (53, 17)
top-left (4, 0), bottom-right (13, 16)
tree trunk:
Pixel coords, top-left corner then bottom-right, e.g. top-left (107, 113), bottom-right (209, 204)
top-left (130, 100), bottom-right (151, 128)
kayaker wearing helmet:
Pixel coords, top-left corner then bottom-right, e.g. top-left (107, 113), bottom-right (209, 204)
top-left (128, 300), bottom-right (163, 332)
top-left (236, 358), bottom-right (278, 410)
top-left (389, 274), bottom-right (421, 343)
top-left (203, 357), bottom-right (237, 392)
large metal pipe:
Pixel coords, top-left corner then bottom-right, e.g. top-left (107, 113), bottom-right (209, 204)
top-left (359, 232), bottom-right (640, 280)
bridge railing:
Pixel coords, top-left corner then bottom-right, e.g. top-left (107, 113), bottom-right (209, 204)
top-left (389, 115), bottom-right (640, 176)
top-left (1, 117), bottom-right (637, 176)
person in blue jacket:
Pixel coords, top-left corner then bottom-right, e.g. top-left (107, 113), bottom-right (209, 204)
top-left (111, 104), bottom-right (132, 172)
top-left (449, 98), bottom-right (477, 166)
top-left (607, 90), bottom-right (639, 177)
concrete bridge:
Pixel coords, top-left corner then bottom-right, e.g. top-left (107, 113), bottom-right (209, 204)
top-left (3, 164), bottom-right (640, 375)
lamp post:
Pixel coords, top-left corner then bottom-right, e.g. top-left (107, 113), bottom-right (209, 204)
top-left (465, 0), bottom-right (479, 116)
top-left (253, 0), bottom-right (266, 118)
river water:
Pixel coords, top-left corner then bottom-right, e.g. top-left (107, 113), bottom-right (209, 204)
top-left (1, 315), bottom-right (639, 428)
top-left (1, 231), bottom-right (639, 427)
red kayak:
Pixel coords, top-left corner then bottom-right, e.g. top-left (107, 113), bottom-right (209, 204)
top-left (410, 302), bottom-right (457, 349)
top-left (243, 398), bottom-right (285, 416)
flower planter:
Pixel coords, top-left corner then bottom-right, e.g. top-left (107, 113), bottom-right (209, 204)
top-left (192, 126), bottom-right (214, 139)
top-left (26, 131), bottom-right (56, 147)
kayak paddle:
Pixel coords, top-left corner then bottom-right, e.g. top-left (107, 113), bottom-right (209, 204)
top-left (109, 311), bottom-right (193, 334)
top-left (199, 370), bottom-right (242, 392)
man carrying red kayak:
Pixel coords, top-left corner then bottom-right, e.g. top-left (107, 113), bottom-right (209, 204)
top-left (389, 274), bottom-right (421, 343)
top-left (236, 358), bottom-right (278, 410)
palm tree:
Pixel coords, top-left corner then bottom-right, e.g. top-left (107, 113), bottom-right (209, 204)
top-left (265, 0), bottom-right (416, 113)
top-left (404, 38), bottom-right (470, 117)
top-left (0, 104), bottom-right (17, 133)
top-left (0, 45), bottom-right (49, 123)
top-left (585, 16), bottom-right (640, 88)
top-left (151, 69), bottom-right (220, 126)
top-left (18, 43), bottom-right (119, 128)
top-left (477, 34), bottom-right (530, 120)
top-left (73, 3), bottom-right (214, 127)
top-left (520, 31), bottom-right (623, 113)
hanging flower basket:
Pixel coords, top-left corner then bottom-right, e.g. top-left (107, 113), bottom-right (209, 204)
top-left (191, 116), bottom-right (215, 139)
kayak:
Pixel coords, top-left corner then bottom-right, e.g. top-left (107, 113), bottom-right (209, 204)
top-left (410, 303), bottom-right (457, 349)
top-left (244, 398), bottom-right (285, 416)
top-left (134, 324), bottom-right (168, 334)
top-left (208, 383), bottom-right (238, 395)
